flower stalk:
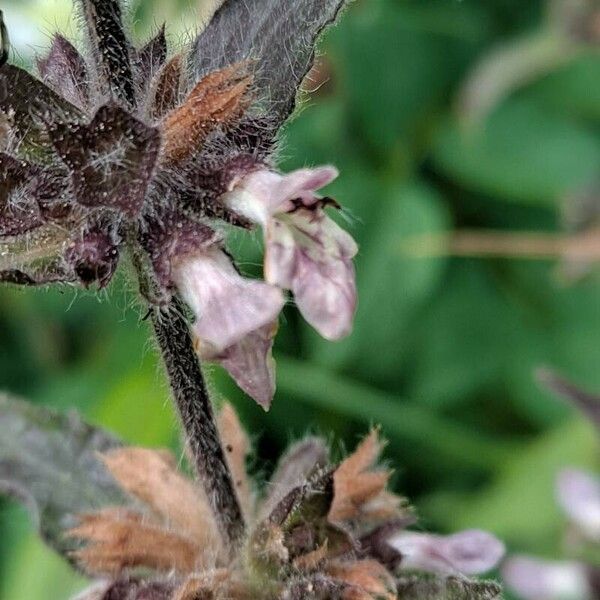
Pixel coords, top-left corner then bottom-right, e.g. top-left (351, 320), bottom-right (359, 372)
top-left (132, 243), bottom-right (245, 550)
top-left (150, 299), bottom-right (246, 550)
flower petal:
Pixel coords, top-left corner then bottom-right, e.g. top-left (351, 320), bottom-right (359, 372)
top-left (173, 248), bottom-right (285, 352)
top-left (502, 556), bottom-right (591, 600)
top-left (226, 166), bottom-right (339, 221)
top-left (206, 323), bottom-right (277, 410)
top-left (389, 529), bottom-right (505, 576)
top-left (556, 468), bottom-right (600, 540)
top-left (266, 210), bottom-right (357, 340)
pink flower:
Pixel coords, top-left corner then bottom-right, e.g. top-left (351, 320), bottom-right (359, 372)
top-left (556, 468), bottom-right (600, 541)
top-left (224, 166), bottom-right (358, 341)
top-left (502, 556), bottom-right (591, 600)
top-left (172, 248), bottom-right (284, 409)
top-left (388, 529), bottom-right (505, 576)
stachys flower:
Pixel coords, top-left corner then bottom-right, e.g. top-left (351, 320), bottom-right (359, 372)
top-left (0, 0), bottom-right (358, 409)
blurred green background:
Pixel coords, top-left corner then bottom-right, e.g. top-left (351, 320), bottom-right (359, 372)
top-left (1, 0), bottom-right (600, 598)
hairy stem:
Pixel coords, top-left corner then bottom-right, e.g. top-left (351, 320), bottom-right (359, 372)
top-left (151, 300), bottom-right (246, 548)
top-left (130, 242), bottom-right (245, 549)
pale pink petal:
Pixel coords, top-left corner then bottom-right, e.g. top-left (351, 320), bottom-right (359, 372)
top-left (205, 323), bottom-right (277, 410)
top-left (271, 166), bottom-right (339, 210)
top-left (173, 248), bottom-right (285, 352)
top-left (264, 218), bottom-right (297, 290)
top-left (265, 209), bottom-right (358, 340)
top-left (389, 530), bottom-right (505, 576)
top-left (224, 166), bottom-right (339, 223)
top-left (502, 556), bottom-right (591, 600)
top-left (556, 469), bottom-right (600, 540)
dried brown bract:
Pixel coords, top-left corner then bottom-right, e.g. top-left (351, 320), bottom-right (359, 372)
top-left (69, 410), bottom-right (415, 600)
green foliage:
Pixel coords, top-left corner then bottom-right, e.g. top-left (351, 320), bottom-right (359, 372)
top-left (1, 0), bottom-right (599, 598)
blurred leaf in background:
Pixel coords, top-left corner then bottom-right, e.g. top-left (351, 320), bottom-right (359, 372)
top-left (1, 0), bottom-right (599, 598)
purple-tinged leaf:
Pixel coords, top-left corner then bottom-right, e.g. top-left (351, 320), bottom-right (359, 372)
top-left (37, 35), bottom-right (89, 109)
top-left (536, 367), bottom-right (600, 432)
top-left (0, 395), bottom-right (127, 562)
top-left (0, 154), bottom-right (45, 235)
top-left (149, 53), bottom-right (183, 120)
top-left (189, 0), bottom-right (348, 133)
top-left (136, 25), bottom-right (167, 85)
top-left (0, 224), bottom-right (76, 286)
top-left (262, 437), bottom-right (329, 519)
top-left (0, 64), bottom-right (83, 157)
top-left (76, 0), bottom-right (136, 107)
top-left (49, 104), bottom-right (160, 217)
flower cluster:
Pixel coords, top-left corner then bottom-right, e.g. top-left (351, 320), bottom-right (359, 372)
top-left (66, 406), bottom-right (503, 600)
top-left (0, 0), bottom-right (357, 409)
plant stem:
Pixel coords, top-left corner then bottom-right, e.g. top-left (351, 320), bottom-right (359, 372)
top-left (150, 299), bottom-right (245, 548)
top-left (129, 235), bottom-right (244, 548)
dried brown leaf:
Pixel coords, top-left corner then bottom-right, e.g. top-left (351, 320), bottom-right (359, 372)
top-left (68, 510), bottom-right (202, 575)
top-left (100, 448), bottom-right (221, 553)
top-left (161, 63), bottom-right (252, 165)
top-left (217, 403), bottom-right (253, 518)
top-left (327, 560), bottom-right (396, 600)
top-left (328, 431), bottom-right (393, 523)
top-left (172, 570), bottom-right (249, 600)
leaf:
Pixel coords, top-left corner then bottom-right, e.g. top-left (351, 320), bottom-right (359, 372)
top-left (0, 64), bottom-right (83, 159)
top-left (161, 63), bottom-right (252, 165)
top-left (136, 24), bottom-right (167, 84)
top-left (275, 357), bottom-right (518, 473)
top-left (524, 54), bottom-right (600, 120)
top-left (261, 436), bottom-right (329, 519)
top-left (332, 2), bottom-right (486, 158)
top-left (433, 100), bottom-right (600, 206)
top-left (100, 448), bottom-right (220, 550)
top-left (423, 417), bottom-right (597, 553)
top-left (0, 224), bottom-right (75, 286)
top-left (0, 154), bottom-right (45, 236)
top-left (0, 394), bottom-right (127, 561)
top-left (329, 430), bottom-right (394, 523)
top-left (37, 34), bottom-right (90, 109)
top-left (217, 403), bottom-right (253, 519)
top-left (189, 0), bottom-right (348, 131)
top-left (457, 30), bottom-right (579, 126)
top-left (49, 104), bottom-right (160, 217)
top-left (396, 576), bottom-right (502, 600)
